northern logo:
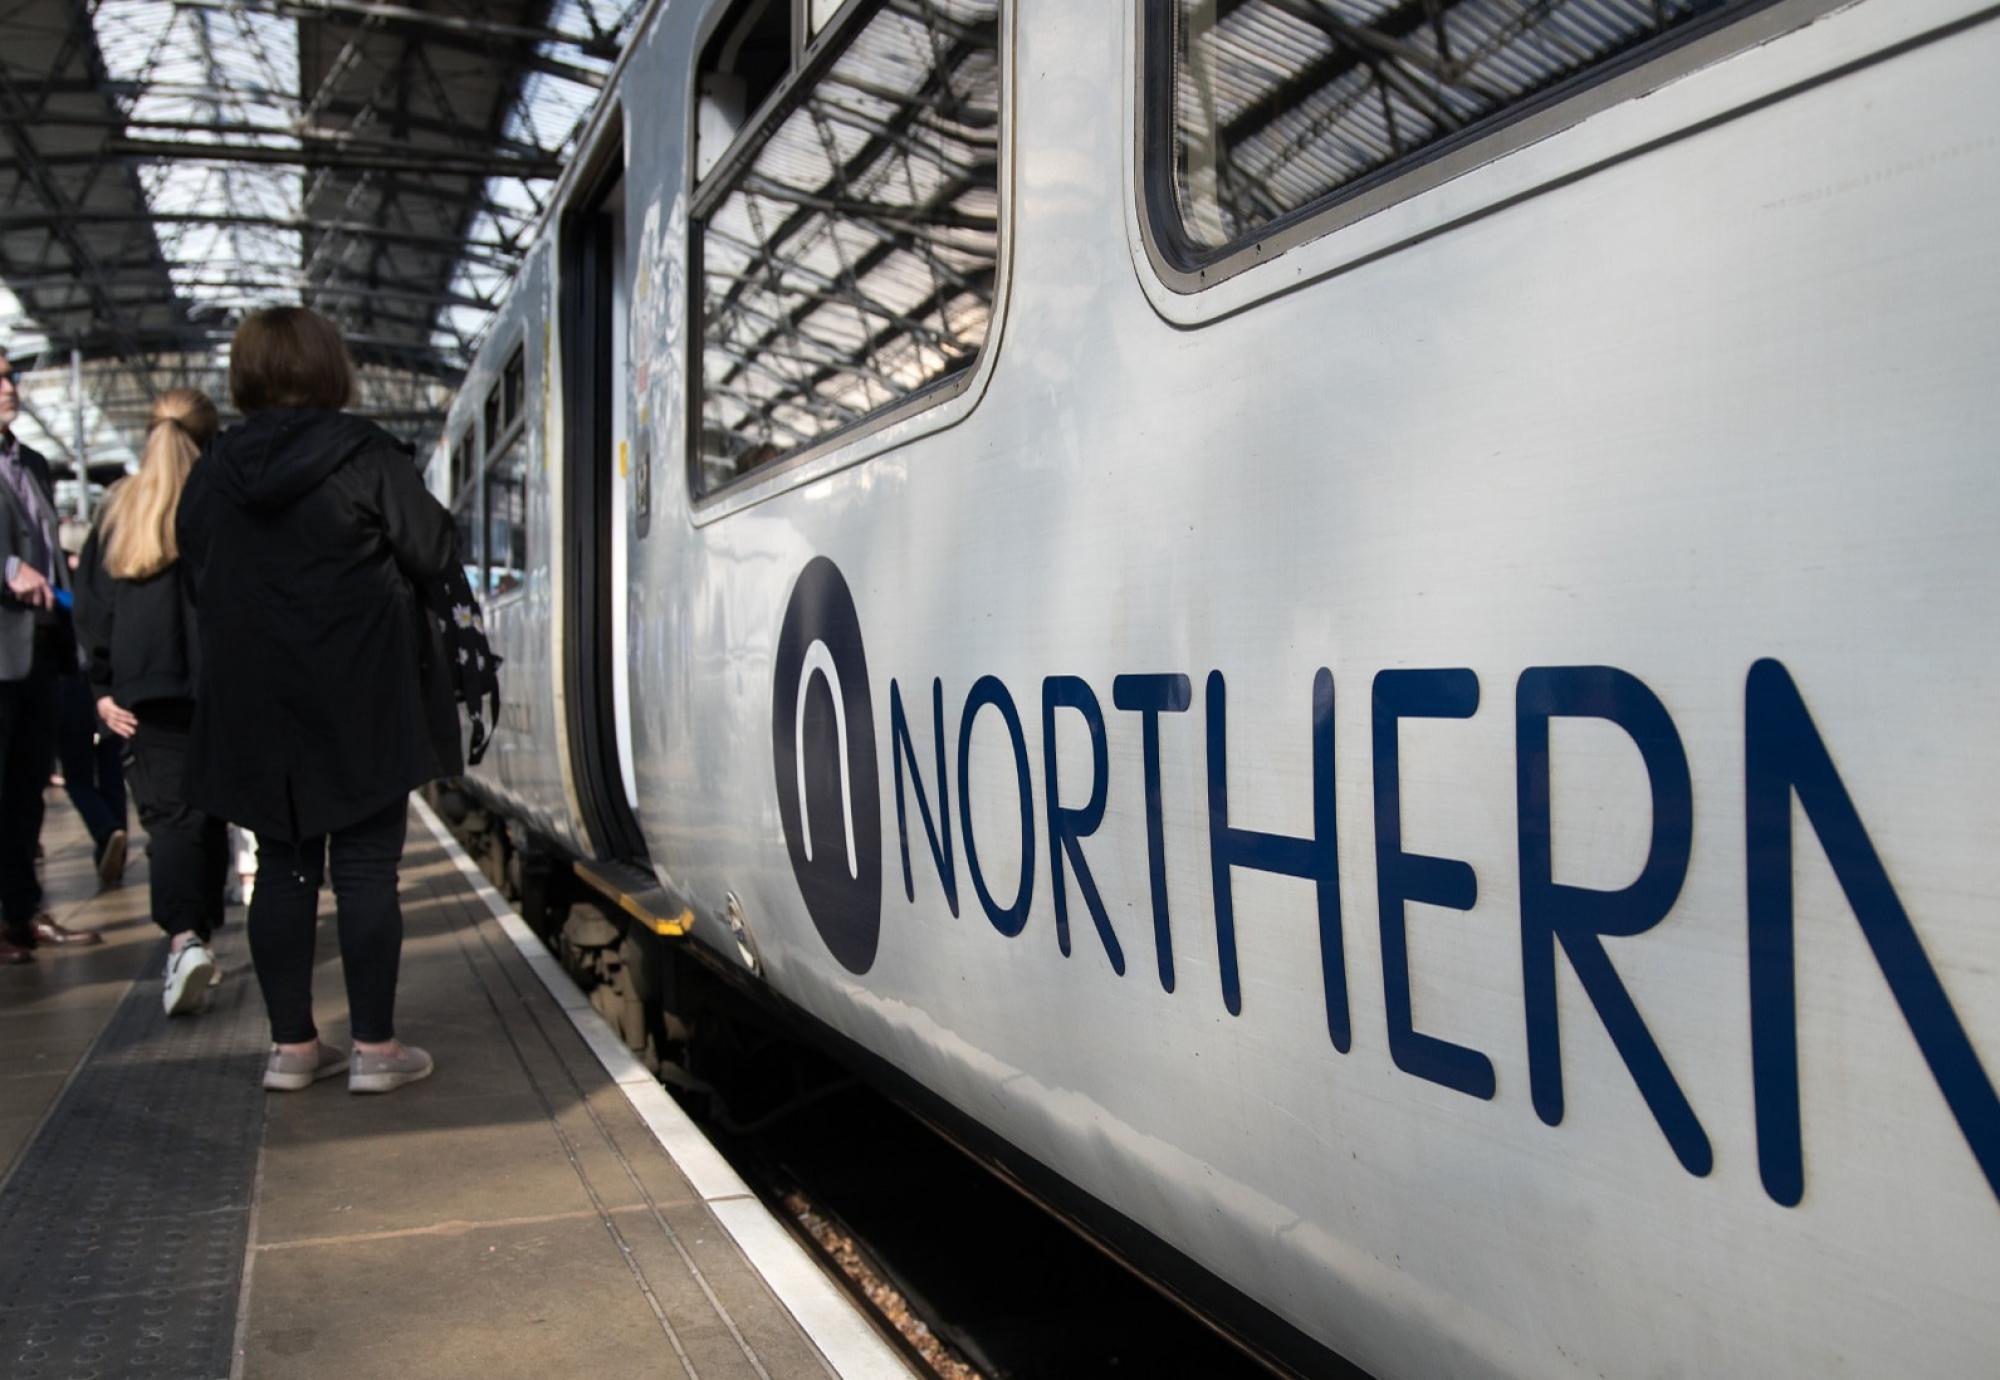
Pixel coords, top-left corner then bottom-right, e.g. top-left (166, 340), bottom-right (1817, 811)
top-left (772, 557), bottom-right (882, 973)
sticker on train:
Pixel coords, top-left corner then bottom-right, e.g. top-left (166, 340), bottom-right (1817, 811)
top-left (771, 556), bottom-right (883, 975)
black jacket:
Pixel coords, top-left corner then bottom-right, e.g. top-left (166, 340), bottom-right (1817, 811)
top-left (0, 438), bottom-right (75, 681)
top-left (177, 409), bottom-right (462, 840)
top-left (73, 494), bottom-right (201, 711)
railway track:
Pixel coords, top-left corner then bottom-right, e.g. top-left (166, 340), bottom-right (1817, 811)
top-left (650, 963), bottom-right (1277, 1379)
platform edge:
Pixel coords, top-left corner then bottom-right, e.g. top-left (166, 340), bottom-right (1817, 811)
top-left (409, 795), bottom-right (916, 1380)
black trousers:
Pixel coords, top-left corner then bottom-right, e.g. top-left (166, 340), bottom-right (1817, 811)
top-left (124, 707), bottom-right (228, 942)
top-left (0, 633), bottom-right (60, 934)
top-left (57, 673), bottom-right (126, 858)
top-left (248, 795), bottom-right (409, 1045)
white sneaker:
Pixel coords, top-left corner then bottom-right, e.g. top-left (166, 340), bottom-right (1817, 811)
top-left (163, 940), bottom-right (215, 1016)
top-left (348, 1044), bottom-right (434, 1094)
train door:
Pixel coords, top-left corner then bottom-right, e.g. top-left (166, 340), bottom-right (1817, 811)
top-left (606, 180), bottom-right (640, 816)
top-left (559, 129), bottom-right (649, 863)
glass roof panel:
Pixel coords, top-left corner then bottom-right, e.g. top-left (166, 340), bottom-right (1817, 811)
top-left (95, 2), bottom-right (305, 311)
top-left (2, 0), bottom-right (643, 507)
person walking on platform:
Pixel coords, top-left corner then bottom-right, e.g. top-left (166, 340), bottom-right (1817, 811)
top-left (0, 349), bottom-right (102, 964)
top-left (56, 545), bottom-right (130, 889)
top-left (177, 308), bottom-right (461, 1091)
top-left (57, 675), bottom-right (129, 887)
top-left (75, 388), bottom-right (230, 1014)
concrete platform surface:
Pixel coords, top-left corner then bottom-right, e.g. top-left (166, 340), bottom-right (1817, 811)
top-left (1, 791), bottom-right (911, 1380)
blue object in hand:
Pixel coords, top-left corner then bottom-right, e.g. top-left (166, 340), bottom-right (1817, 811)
top-left (53, 588), bottom-right (72, 611)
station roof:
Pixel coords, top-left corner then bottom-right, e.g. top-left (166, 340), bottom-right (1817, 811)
top-left (0, 0), bottom-right (640, 490)
top-left (5, 0), bottom-right (1739, 498)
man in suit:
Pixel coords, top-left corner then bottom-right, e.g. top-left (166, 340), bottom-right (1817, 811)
top-left (0, 349), bottom-right (102, 963)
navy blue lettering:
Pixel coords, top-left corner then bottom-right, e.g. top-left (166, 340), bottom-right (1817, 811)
top-left (1517, 666), bottom-right (1709, 1174)
top-left (958, 675), bottom-right (1035, 937)
top-left (1113, 673), bottom-right (1192, 991)
top-left (1204, 670), bottom-right (1348, 1049)
top-left (1372, 670), bottom-right (1495, 1099)
top-left (1747, 658), bottom-right (2000, 1205)
top-left (891, 678), bottom-right (958, 917)
top-left (1043, 677), bottom-right (1121, 972)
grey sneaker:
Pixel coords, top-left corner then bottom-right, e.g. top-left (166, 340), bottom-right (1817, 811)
top-left (349, 1044), bottom-right (433, 1094)
top-left (264, 1042), bottom-right (350, 1091)
top-left (162, 940), bottom-right (215, 1016)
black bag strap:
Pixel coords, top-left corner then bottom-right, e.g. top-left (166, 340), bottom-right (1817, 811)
top-left (416, 534), bottom-right (502, 766)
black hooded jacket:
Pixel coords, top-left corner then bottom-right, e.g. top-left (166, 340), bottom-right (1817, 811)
top-left (73, 488), bottom-right (201, 712)
top-left (176, 408), bottom-right (462, 840)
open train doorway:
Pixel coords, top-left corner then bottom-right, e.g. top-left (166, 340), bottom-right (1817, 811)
top-left (559, 130), bottom-right (649, 864)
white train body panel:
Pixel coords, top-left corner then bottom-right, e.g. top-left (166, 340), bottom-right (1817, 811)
top-left (438, 1), bottom-right (2000, 1374)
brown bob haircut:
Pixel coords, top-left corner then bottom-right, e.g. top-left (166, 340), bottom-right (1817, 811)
top-left (229, 306), bottom-right (358, 413)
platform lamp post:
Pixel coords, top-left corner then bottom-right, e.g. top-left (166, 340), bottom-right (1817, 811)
top-left (70, 345), bottom-right (89, 524)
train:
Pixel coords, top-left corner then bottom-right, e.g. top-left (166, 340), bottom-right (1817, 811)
top-left (423, 1), bottom-right (2000, 1375)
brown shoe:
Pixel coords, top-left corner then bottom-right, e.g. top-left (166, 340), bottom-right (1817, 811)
top-left (96, 829), bottom-right (127, 888)
top-left (0, 936), bottom-right (31, 964)
top-left (31, 915), bottom-right (102, 947)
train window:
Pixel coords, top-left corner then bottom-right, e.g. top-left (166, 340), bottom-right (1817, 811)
top-left (470, 338), bottom-right (529, 597)
top-left (1143, 0), bottom-right (1765, 275)
top-left (484, 434), bottom-right (527, 598)
top-left (696, 0), bottom-right (797, 181)
top-left (805, 0), bottom-right (844, 40)
top-left (450, 436), bottom-right (481, 592)
top-left (502, 345), bottom-right (525, 428)
top-left (449, 432), bottom-right (474, 497)
top-left (691, 0), bottom-right (1001, 497)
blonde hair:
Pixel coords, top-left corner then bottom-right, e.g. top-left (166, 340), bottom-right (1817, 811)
top-left (102, 389), bottom-right (217, 581)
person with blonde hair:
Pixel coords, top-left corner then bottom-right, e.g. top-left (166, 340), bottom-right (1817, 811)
top-left (76, 388), bottom-right (231, 1012)
top-left (177, 307), bottom-right (461, 1092)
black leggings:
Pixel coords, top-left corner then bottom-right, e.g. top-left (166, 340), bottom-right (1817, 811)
top-left (248, 796), bottom-right (409, 1045)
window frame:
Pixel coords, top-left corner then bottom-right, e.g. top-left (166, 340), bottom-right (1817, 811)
top-left (683, 0), bottom-right (1012, 522)
top-left (1132, 0), bottom-right (1831, 302)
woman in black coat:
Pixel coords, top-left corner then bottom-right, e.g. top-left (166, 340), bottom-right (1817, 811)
top-left (75, 387), bottom-right (228, 1017)
top-left (177, 306), bottom-right (461, 1094)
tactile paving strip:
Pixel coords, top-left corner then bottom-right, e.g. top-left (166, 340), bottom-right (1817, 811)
top-left (0, 941), bottom-right (267, 1380)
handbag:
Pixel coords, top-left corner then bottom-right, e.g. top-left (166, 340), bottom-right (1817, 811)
top-left (416, 533), bottom-right (503, 766)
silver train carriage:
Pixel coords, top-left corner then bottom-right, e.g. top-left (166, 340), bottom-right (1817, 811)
top-left (426, 1), bottom-right (2000, 1375)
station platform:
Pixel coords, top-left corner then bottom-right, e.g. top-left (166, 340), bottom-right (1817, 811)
top-left (0, 792), bottom-right (912, 1380)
